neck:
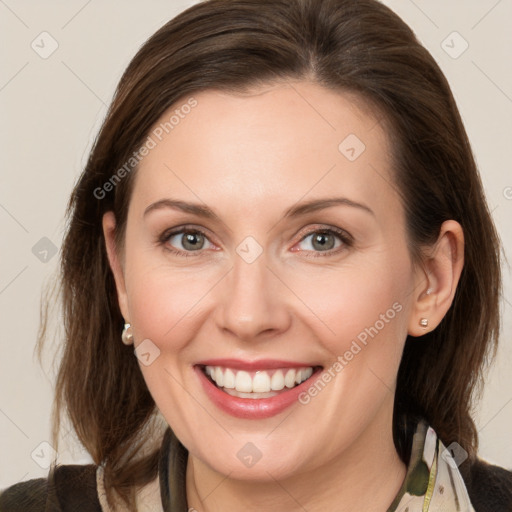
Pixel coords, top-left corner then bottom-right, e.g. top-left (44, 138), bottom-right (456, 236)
top-left (185, 404), bottom-right (406, 512)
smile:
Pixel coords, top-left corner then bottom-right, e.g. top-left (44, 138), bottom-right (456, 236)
top-left (203, 366), bottom-right (314, 397)
top-left (194, 359), bottom-right (323, 419)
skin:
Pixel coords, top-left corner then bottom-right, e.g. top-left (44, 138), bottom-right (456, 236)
top-left (103, 81), bottom-right (464, 511)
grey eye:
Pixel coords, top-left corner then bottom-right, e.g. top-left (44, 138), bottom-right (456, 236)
top-left (168, 231), bottom-right (211, 251)
top-left (298, 231), bottom-right (342, 252)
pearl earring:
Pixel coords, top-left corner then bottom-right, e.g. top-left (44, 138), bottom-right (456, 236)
top-left (419, 318), bottom-right (429, 328)
top-left (122, 323), bottom-right (134, 345)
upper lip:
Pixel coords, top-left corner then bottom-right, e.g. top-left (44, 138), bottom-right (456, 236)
top-left (196, 358), bottom-right (322, 371)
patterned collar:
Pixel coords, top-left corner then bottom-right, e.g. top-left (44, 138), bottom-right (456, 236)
top-left (388, 419), bottom-right (475, 511)
top-left (157, 419), bottom-right (476, 511)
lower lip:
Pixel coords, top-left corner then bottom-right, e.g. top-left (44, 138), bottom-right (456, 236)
top-left (194, 366), bottom-right (322, 419)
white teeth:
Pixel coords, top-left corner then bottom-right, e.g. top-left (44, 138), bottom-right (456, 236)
top-left (214, 367), bottom-right (224, 387)
top-left (235, 370), bottom-right (253, 392)
top-left (270, 370), bottom-right (285, 391)
top-left (223, 388), bottom-right (279, 399)
top-left (205, 365), bottom-right (315, 393)
top-left (252, 371), bottom-right (271, 393)
top-left (223, 368), bottom-right (236, 389)
top-left (284, 369), bottom-right (296, 388)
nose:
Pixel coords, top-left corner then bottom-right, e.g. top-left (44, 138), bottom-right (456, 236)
top-left (214, 252), bottom-right (292, 342)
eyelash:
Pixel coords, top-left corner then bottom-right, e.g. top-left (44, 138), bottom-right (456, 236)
top-left (158, 225), bottom-right (353, 259)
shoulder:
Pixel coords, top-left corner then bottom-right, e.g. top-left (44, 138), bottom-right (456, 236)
top-left (0, 476), bottom-right (47, 512)
top-left (460, 457), bottom-right (512, 511)
top-left (0, 464), bottom-right (102, 512)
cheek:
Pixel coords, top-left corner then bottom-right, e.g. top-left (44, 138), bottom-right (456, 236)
top-left (122, 258), bottom-right (217, 428)
top-left (288, 252), bottom-right (412, 368)
top-left (123, 250), bottom-right (219, 352)
top-left (288, 255), bottom-right (412, 442)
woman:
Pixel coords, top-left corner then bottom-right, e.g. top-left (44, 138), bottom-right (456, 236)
top-left (1, 0), bottom-right (511, 510)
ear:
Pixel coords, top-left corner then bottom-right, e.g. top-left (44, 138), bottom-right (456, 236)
top-left (408, 220), bottom-right (464, 337)
top-left (103, 211), bottom-right (130, 322)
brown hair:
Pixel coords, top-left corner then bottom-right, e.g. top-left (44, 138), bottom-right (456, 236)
top-left (38, 0), bottom-right (501, 509)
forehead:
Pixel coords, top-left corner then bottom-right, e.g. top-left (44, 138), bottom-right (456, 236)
top-left (131, 81), bottom-right (399, 219)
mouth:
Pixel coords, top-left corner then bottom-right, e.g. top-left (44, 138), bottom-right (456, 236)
top-left (200, 365), bottom-right (319, 398)
top-left (194, 359), bottom-right (323, 419)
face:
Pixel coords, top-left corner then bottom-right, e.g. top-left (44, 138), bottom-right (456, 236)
top-left (105, 81), bottom-right (425, 480)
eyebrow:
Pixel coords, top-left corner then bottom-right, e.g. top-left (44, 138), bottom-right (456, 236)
top-left (143, 197), bottom-right (374, 219)
top-left (144, 199), bottom-right (219, 220)
top-left (283, 197), bottom-right (374, 218)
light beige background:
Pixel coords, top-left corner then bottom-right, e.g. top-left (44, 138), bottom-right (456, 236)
top-left (1, 0), bottom-right (511, 488)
